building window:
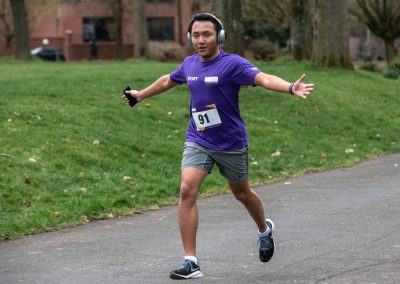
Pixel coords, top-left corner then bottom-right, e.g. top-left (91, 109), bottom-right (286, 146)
top-left (82, 18), bottom-right (115, 42)
top-left (147, 17), bottom-right (174, 41)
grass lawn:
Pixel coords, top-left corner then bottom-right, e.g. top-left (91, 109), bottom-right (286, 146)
top-left (1, 57), bottom-right (399, 241)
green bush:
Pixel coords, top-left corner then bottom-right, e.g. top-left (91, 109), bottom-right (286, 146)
top-left (383, 69), bottom-right (399, 79)
top-left (388, 61), bottom-right (400, 72)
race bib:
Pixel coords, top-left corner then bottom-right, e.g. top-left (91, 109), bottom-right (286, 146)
top-left (192, 104), bottom-right (222, 131)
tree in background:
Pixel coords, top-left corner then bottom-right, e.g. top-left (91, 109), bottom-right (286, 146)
top-left (212, 0), bottom-right (244, 56)
top-left (290, 0), bottom-right (313, 60)
top-left (113, 0), bottom-right (124, 60)
top-left (9, 0), bottom-right (31, 59)
top-left (1, 0), bottom-right (57, 57)
top-left (133, 0), bottom-right (148, 58)
top-left (351, 0), bottom-right (400, 63)
top-left (242, 0), bottom-right (290, 48)
top-left (0, 0), bottom-right (13, 55)
top-left (176, 0), bottom-right (183, 46)
top-left (99, 0), bottom-right (124, 60)
top-left (312, 0), bottom-right (353, 69)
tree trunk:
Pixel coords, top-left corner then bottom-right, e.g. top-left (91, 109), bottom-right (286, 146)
top-left (9, 0), bottom-right (31, 60)
top-left (176, 0), bottom-right (183, 45)
top-left (312, 0), bottom-right (353, 69)
top-left (212, 0), bottom-right (244, 56)
top-left (0, 0), bottom-right (14, 56)
top-left (114, 0), bottom-right (124, 60)
top-left (133, 0), bottom-right (149, 58)
top-left (383, 39), bottom-right (396, 63)
top-left (290, 0), bottom-right (313, 60)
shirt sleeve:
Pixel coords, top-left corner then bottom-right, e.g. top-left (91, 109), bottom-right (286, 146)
top-left (231, 55), bottom-right (261, 86)
top-left (170, 60), bottom-right (187, 85)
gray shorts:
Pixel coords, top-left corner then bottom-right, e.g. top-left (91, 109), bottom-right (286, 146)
top-left (181, 141), bottom-right (249, 181)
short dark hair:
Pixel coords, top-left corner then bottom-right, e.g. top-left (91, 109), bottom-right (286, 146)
top-left (187, 13), bottom-right (223, 34)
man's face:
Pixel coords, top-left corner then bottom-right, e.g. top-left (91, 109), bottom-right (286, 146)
top-left (191, 20), bottom-right (219, 61)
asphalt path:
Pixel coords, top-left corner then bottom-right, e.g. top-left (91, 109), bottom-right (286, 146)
top-left (1, 154), bottom-right (399, 283)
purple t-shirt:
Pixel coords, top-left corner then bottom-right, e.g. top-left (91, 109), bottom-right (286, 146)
top-left (170, 49), bottom-right (260, 151)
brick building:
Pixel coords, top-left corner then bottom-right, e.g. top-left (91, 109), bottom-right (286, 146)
top-left (0, 0), bottom-right (196, 60)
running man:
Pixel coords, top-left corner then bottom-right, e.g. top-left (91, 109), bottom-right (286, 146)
top-left (123, 13), bottom-right (314, 280)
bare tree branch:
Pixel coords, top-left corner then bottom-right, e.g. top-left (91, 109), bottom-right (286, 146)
top-left (353, 0), bottom-right (400, 62)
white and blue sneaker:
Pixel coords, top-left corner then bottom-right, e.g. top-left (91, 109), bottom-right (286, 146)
top-left (169, 259), bottom-right (203, 280)
top-left (259, 219), bottom-right (275, 262)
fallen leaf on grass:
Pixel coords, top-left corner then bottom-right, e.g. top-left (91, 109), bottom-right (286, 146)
top-left (81, 215), bottom-right (90, 223)
top-left (271, 150), bottom-right (281, 157)
top-left (123, 176), bottom-right (135, 184)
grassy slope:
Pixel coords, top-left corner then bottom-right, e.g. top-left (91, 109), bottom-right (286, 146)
top-left (0, 58), bottom-right (399, 241)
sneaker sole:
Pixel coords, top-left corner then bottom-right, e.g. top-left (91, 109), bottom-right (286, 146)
top-left (170, 270), bottom-right (203, 280)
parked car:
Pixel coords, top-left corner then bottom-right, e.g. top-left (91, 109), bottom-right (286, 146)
top-left (31, 47), bottom-right (65, 61)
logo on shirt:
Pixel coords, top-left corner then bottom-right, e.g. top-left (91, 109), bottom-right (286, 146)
top-left (204, 76), bottom-right (218, 84)
top-left (187, 76), bottom-right (199, 81)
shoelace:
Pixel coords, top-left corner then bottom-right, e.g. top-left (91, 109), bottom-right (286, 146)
top-left (178, 259), bottom-right (192, 272)
top-left (258, 233), bottom-right (273, 250)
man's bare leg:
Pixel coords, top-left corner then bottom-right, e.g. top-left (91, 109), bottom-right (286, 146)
top-left (228, 179), bottom-right (267, 233)
top-left (178, 167), bottom-right (208, 257)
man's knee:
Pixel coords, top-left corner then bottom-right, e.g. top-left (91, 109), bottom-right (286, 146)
top-left (229, 180), bottom-right (252, 202)
top-left (233, 190), bottom-right (250, 203)
top-left (180, 181), bottom-right (198, 201)
top-left (180, 167), bottom-right (207, 202)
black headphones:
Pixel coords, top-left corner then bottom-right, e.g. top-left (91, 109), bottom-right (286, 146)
top-left (187, 13), bottom-right (226, 45)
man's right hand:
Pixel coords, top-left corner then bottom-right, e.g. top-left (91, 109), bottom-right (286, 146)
top-left (122, 89), bottom-right (141, 107)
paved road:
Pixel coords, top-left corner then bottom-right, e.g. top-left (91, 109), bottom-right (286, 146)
top-left (1, 154), bottom-right (399, 284)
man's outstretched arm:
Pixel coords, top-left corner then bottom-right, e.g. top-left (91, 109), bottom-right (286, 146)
top-left (123, 74), bottom-right (177, 104)
top-left (254, 72), bottom-right (314, 99)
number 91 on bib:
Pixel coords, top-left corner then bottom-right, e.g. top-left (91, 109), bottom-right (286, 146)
top-left (192, 104), bottom-right (222, 131)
